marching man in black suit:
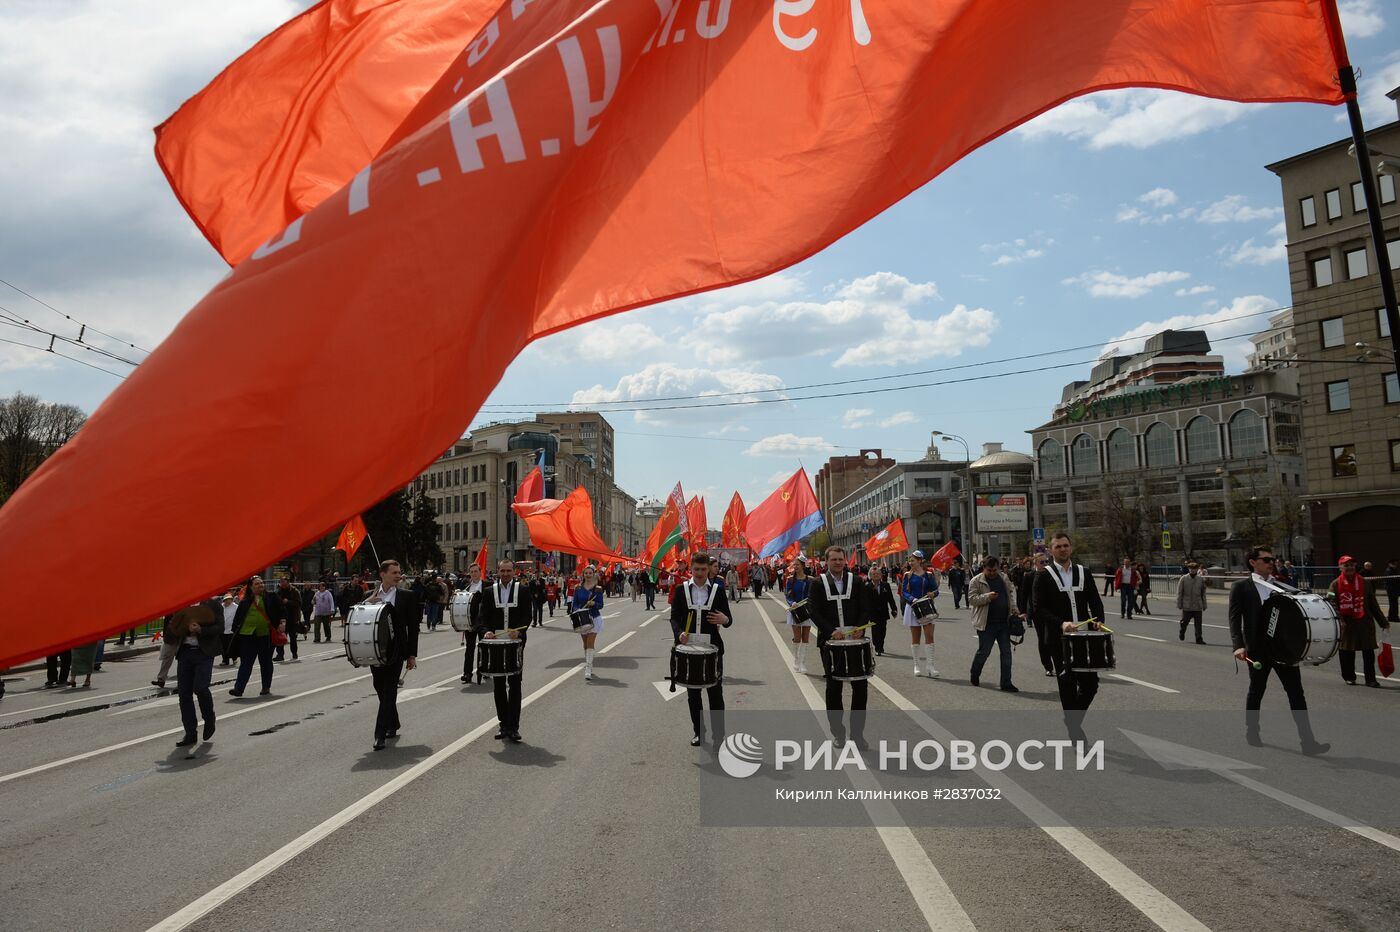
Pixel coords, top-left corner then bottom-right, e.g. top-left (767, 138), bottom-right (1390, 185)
top-left (365, 560), bottom-right (419, 751)
top-left (670, 553), bottom-right (732, 748)
top-left (1228, 546), bottom-right (1328, 755)
top-left (477, 559), bottom-right (532, 742)
top-left (1032, 532), bottom-right (1105, 742)
top-left (808, 545), bottom-right (870, 747)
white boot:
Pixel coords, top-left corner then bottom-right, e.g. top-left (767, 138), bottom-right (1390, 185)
top-left (913, 644), bottom-right (923, 677)
top-left (583, 647), bottom-right (594, 680)
top-left (923, 644), bottom-right (941, 678)
top-left (795, 641), bottom-right (808, 674)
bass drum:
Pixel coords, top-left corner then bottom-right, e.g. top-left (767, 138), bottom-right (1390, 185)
top-left (345, 601), bottom-right (393, 667)
top-left (1263, 592), bottom-right (1339, 666)
top-left (448, 589), bottom-right (475, 632)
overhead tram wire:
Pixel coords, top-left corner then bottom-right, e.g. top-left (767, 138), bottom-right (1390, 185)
top-left (0, 305), bottom-right (143, 368)
top-left (0, 334), bottom-right (129, 379)
top-left (478, 301), bottom-right (1294, 410)
top-left (0, 276), bottom-right (152, 357)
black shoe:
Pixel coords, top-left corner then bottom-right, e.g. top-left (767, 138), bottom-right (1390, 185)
top-left (151, 679), bottom-right (165, 688)
top-left (373, 739), bottom-right (386, 751)
top-left (229, 689), bottom-right (243, 697)
top-left (43, 681), bottom-right (57, 689)
top-left (494, 730), bottom-right (507, 740)
top-left (259, 689), bottom-right (271, 696)
top-left (386, 730), bottom-right (399, 739)
top-left (203, 721), bottom-right (216, 741)
top-left (508, 732), bottom-right (522, 743)
top-left (1344, 678), bottom-right (1357, 685)
top-left (1044, 669), bottom-right (1055, 677)
top-left (1195, 639), bottom-right (1206, 645)
top-left (175, 734), bottom-right (197, 747)
top-left (1302, 740), bottom-right (1330, 756)
top-left (461, 675), bottom-right (469, 683)
top-left (690, 733), bottom-right (703, 747)
top-left (1365, 680), bottom-right (1381, 688)
top-left (1246, 731), bottom-right (1264, 747)
top-left (1179, 630), bottom-right (1185, 641)
top-left (1001, 684), bottom-right (1019, 693)
top-left (970, 674), bottom-right (980, 687)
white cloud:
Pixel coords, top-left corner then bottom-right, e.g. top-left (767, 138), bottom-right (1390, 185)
top-left (1339, 0), bottom-right (1385, 39)
top-left (1138, 187), bottom-right (1178, 208)
top-left (744, 433), bottom-right (838, 457)
top-left (1175, 284), bottom-right (1216, 297)
top-left (991, 248), bottom-right (1045, 266)
top-left (1018, 89), bottom-right (1250, 150)
top-left (570, 363), bottom-right (786, 425)
top-left (1359, 53), bottom-right (1400, 124)
top-left (842, 408), bottom-right (874, 428)
top-left (879, 411), bottom-right (917, 428)
top-left (695, 271), bottom-right (996, 368)
top-left (1098, 295), bottom-right (1278, 371)
top-left (1192, 195), bottom-right (1282, 224)
top-left (1062, 270), bottom-right (1191, 299)
top-left (1222, 234), bottom-right (1287, 266)
top-left (540, 319), bottom-right (663, 362)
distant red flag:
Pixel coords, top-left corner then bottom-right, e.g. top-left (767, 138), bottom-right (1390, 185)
top-left (514, 465), bottom-right (544, 505)
top-left (721, 492), bottom-right (747, 549)
top-left (928, 541), bottom-right (961, 573)
top-left (686, 496), bottom-right (708, 552)
top-left (865, 519), bottom-right (910, 561)
top-left (782, 540), bottom-right (802, 562)
top-left (475, 539), bottom-right (489, 577)
top-left (335, 515), bottom-right (368, 564)
top-left (512, 486), bottom-right (624, 566)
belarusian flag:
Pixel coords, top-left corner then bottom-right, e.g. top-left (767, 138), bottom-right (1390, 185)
top-left (642, 483), bottom-right (688, 582)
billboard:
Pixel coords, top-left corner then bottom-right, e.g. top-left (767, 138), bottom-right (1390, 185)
top-left (714, 547), bottom-right (751, 566)
top-left (976, 493), bottom-right (1028, 532)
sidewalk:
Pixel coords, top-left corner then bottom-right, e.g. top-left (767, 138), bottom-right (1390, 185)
top-left (6, 639), bottom-right (161, 676)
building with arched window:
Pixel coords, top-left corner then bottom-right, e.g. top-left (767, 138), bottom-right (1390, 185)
top-left (1029, 331), bottom-right (1304, 569)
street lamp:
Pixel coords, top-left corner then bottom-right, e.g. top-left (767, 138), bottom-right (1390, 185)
top-left (933, 431), bottom-right (975, 556)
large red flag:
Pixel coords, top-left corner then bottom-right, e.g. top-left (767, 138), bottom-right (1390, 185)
top-left (686, 496), bottom-right (708, 553)
top-left (0, 2), bottom-right (1350, 666)
top-left (512, 486), bottom-right (624, 566)
top-left (334, 514), bottom-right (369, 564)
top-left (514, 465), bottom-right (544, 505)
top-left (865, 518), bottom-right (910, 561)
top-left (475, 539), bottom-right (490, 576)
top-left (745, 468), bottom-right (824, 559)
top-left (721, 492), bottom-right (747, 549)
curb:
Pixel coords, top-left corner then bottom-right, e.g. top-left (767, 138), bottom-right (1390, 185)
top-left (6, 643), bottom-right (161, 676)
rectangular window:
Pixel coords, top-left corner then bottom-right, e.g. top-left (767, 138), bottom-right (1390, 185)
top-left (1345, 246), bottom-right (1369, 279)
top-left (1388, 239), bottom-right (1400, 271)
top-left (1353, 181), bottom-right (1367, 212)
top-left (1187, 477), bottom-right (1222, 493)
top-left (1325, 188), bottom-right (1342, 220)
top-left (1392, 440), bottom-right (1400, 473)
top-left (1320, 316), bottom-right (1345, 348)
top-left (1300, 195), bottom-right (1317, 227)
top-left (1382, 309), bottom-right (1393, 340)
top-left (1041, 491), bottom-right (1067, 506)
top-left (1326, 380), bottom-right (1351, 412)
top-left (1332, 444), bottom-right (1357, 478)
top-left (1311, 255), bottom-right (1333, 287)
top-left (1193, 501), bottom-right (1225, 521)
top-left (1386, 372), bottom-right (1399, 405)
top-left (1382, 174), bottom-right (1397, 205)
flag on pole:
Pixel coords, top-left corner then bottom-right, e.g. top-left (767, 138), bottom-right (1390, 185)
top-left (475, 539), bottom-right (490, 577)
top-left (721, 492), bottom-right (747, 549)
top-left (746, 468), bottom-right (824, 559)
top-left (782, 540), bottom-right (802, 562)
top-left (334, 515), bottom-right (368, 564)
top-left (0, 0), bottom-right (1352, 667)
top-left (641, 483), bottom-right (688, 581)
top-left (865, 519), bottom-right (910, 561)
top-left (512, 486), bottom-right (625, 565)
top-left (515, 454), bottom-right (545, 505)
top-left (928, 541), bottom-right (961, 573)
top-left (686, 496), bottom-right (707, 553)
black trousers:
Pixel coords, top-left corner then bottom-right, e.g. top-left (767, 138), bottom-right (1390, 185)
top-left (871, 616), bottom-right (887, 654)
top-left (176, 645), bottom-right (215, 736)
top-left (494, 671), bottom-right (523, 731)
top-left (823, 676), bottom-right (868, 711)
top-left (462, 630), bottom-right (479, 677)
top-left (687, 655), bottom-right (724, 737)
top-left (1029, 616), bottom-right (1054, 671)
top-left (46, 651), bottom-right (72, 684)
top-left (371, 660), bottom-right (404, 740)
top-left (1245, 658), bottom-right (1306, 711)
top-left (219, 632), bottom-right (235, 664)
top-left (1179, 611), bottom-right (1203, 640)
top-left (313, 616), bottom-right (332, 641)
top-left (1338, 649), bottom-right (1376, 683)
top-left (532, 601), bottom-right (544, 625)
top-left (1049, 647), bottom-right (1098, 711)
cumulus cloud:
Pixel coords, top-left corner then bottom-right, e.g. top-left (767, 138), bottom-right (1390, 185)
top-left (1175, 284), bottom-right (1216, 297)
top-left (1190, 195), bottom-right (1282, 224)
top-left (981, 234), bottom-right (1052, 266)
top-left (879, 411), bottom-right (917, 427)
top-left (745, 434), bottom-right (838, 457)
top-left (1221, 223), bottom-right (1288, 266)
top-left (1138, 188), bottom-right (1178, 208)
top-left (1062, 270), bottom-right (1191, 299)
top-left (539, 320), bottom-right (664, 362)
top-left (1359, 52), bottom-right (1400, 124)
top-left (695, 272), bottom-right (996, 368)
top-left (1018, 89), bottom-right (1250, 150)
top-left (1339, 0), bottom-right (1385, 38)
top-left (842, 408), bottom-right (874, 428)
top-left (1097, 295), bottom-right (1279, 371)
top-left (570, 363), bottom-right (786, 425)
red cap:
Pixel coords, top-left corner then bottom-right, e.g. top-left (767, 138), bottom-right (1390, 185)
top-left (1339, 555), bottom-right (1356, 565)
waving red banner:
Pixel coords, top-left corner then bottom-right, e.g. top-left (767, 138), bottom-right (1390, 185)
top-left (512, 486), bottom-right (625, 567)
top-left (865, 518), bottom-right (910, 561)
top-left (721, 492), bottom-right (747, 549)
top-left (0, 0), bottom-right (1348, 666)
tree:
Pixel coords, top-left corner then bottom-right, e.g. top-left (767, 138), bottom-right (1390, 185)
top-left (807, 527), bottom-right (832, 558)
top-left (359, 490), bottom-right (411, 573)
top-left (1097, 483), bottom-right (1152, 563)
top-left (1231, 473), bottom-right (1306, 555)
top-left (0, 393), bottom-right (86, 506)
top-left (408, 489), bottom-right (445, 570)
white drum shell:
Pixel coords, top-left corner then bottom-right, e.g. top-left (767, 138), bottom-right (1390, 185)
top-left (449, 590), bottom-right (475, 632)
top-left (345, 602), bottom-right (391, 667)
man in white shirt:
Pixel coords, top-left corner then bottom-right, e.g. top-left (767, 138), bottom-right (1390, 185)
top-left (220, 592), bottom-right (238, 666)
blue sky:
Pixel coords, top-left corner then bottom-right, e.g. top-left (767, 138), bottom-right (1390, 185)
top-left (2, 0), bottom-right (1398, 520)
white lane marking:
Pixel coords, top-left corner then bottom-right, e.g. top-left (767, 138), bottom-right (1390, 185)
top-left (0, 646), bottom-right (461, 786)
top-left (869, 678), bottom-right (1211, 932)
top-left (750, 599), bottom-right (975, 932)
top-left (602, 611), bottom-right (621, 618)
top-left (1106, 673), bottom-right (1180, 694)
top-left (110, 697), bottom-right (180, 716)
top-left (651, 681), bottom-right (684, 701)
top-left (1121, 633), bottom-right (1166, 643)
top-left (1215, 770), bottom-right (1400, 853)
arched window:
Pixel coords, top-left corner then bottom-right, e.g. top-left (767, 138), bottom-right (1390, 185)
top-left (1038, 439), bottom-right (1065, 478)
top-left (1229, 409), bottom-right (1267, 458)
top-left (1106, 428), bottom-right (1135, 472)
top-left (1144, 422), bottom-right (1177, 468)
top-left (1071, 433), bottom-right (1099, 476)
top-left (1185, 416), bottom-right (1221, 463)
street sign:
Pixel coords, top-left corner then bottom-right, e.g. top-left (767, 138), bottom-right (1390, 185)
top-left (1162, 531), bottom-right (1172, 550)
top-left (861, 522), bottom-right (870, 532)
top-left (1032, 527), bottom-right (1045, 544)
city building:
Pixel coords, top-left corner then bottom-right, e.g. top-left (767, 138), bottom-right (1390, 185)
top-left (1246, 308), bottom-right (1297, 370)
top-left (1264, 89), bottom-right (1400, 564)
top-left (829, 440), bottom-right (968, 561)
top-left (1030, 330), bottom-right (1305, 569)
top-left (814, 449), bottom-right (896, 519)
top-left (967, 443), bottom-right (1036, 560)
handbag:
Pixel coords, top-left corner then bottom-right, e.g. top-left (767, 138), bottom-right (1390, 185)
top-left (1379, 629), bottom-right (1395, 679)
top-left (270, 625), bottom-right (289, 646)
top-left (1009, 615), bottom-right (1026, 639)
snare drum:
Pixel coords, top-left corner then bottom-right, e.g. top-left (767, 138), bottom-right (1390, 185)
top-left (345, 602), bottom-right (393, 667)
top-left (1061, 631), bottom-right (1115, 671)
top-left (670, 643), bottom-right (719, 689)
top-left (448, 589), bottom-right (475, 632)
top-left (910, 596), bottom-right (937, 619)
top-left (477, 637), bottom-right (525, 677)
top-left (1263, 592), bottom-right (1340, 666)
top-left (821, 636), bottom-right (875, 681)
top-left (569, 608), bottom-right (595, 634)
top-left (788, 599), bottom-right (813, 624)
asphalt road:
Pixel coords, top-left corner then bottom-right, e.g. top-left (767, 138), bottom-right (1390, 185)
top-left (2, 587), bottom-right (1398, 931)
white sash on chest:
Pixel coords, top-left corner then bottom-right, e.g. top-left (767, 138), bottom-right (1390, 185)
top-left (1047, 564), bottom-right (1084, 626)
top-left (495, 581), bottom-right (518, 612)
top-left (685, 582), bottom-right (717, 644)
top-left (822, 572), bottom-right (852, 628)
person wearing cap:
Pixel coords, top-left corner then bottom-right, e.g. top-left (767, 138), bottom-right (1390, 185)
top-left (946, 556), bottom-right (966, 610)
top-left (219, 591), bottom-right (238, 665)
top-left (1176, 563), bottom-right (1208, 644)
top-left (1325, 555), bottom-right (1390, 687)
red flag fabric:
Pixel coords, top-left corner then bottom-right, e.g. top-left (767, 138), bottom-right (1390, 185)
top-left (641, 483), bottom-right (688, 578)
top-left (514, 465), bottom-right (544, 505)
top-left (475, 539), bottom-right (489, 577)
top-left (745, 468), bottom-right (824, 559)
top-left (865, 519), bottom-right (910, 562)
top-left (928, 541), bottom-right (962, 573)
top-left (155, 0), bottom-right (503, 266)
top-left (686, 496), bottom-right (708, 553)
top-left (334, 514), bottom-right (369, 564)
top-left (782, 541), bottom-right (802, 562)
top-left (721, 492), bottom-right (747, 549)
top-left (0, 1), bottom-right (1350, 666)
top-left (512, 486), bottom-right (624, 566)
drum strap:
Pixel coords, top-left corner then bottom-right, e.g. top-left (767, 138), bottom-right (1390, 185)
top-left (1047, 563), bottom-right (1085, 626)
top-left (685, 582), bottom-right (717, 631)
top-left (822, 572), bottom-right (852, 628)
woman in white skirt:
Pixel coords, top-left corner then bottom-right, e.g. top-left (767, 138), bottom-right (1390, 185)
top-left (901, 552), bottom-right (940, 678)
top-left (570, 566), bottom-right (606, 680)
top-left (784, 558), bottom-right (815, 673)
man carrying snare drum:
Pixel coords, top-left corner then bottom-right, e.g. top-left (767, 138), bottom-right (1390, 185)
top-left (479, 559), bottom-right (532, 743)
top-left (669, 552), bottom-right (732, 749)
top-left (1032, 532), bottom-right (1105, 743)
top-left (808, 545), bottom-right (871, 748)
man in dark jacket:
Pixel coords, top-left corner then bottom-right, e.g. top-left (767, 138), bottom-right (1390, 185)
top-left (174, 599), bottom-right (224, 747)
top-left (808, 546), bottom-right (870, 747)
top-left (1032, 532), bottom-right (1106, 741)
top-left (364, 560), bottom-right (420, 750)
top-left (864, 565), bottom-right (899, 656)
top-left (275, 579), bottom-right (303, 661)
top-left (669, 553), bottom-right (733, 748)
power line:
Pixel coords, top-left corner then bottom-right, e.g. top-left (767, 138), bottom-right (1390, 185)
top-left (0, 334), bottom-right (128, 379)
top-left (0, 277), bottom-right (151, 356)
top-left (0, 306), bottom-right (143, 368)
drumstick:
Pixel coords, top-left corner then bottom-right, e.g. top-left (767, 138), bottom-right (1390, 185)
top-left (1240, 653), bottom-right (1264, 670)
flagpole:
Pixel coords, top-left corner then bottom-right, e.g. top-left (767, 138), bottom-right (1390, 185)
top-left (365, 530), bottom-right (382, 570)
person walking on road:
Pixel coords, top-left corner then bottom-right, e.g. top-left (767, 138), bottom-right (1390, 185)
top-left (45, 648), bottom-right (72, 689)
top-left (151, 612), bottom-right (180, 689)
top-left (274, 579), bottom-right (303, 661)
top-left (968, 557), bottom-right (1022, 693)
top-left (784, 558), bottom-right (814, 673)
top-left (230, 576), bottom-right (285, 697)
top-left (461, 564), bottom-right (485, 684)
top-left (1385, 559), bottom-right (1399, 624)
top-left (947, 559), bottom-right (967, 609)
top-left (312, 581), bottom-right (336, 643)
top-left (807, 546), bottom-right (869, 747)
top-left (571, 566), bottom-right (606, 681)
top-left (1102, 562), bottom-right (1116, 596)
top-left (219, 591), bottom-right (238, 665)
top-left (643, 572), bottom-right (658, 610)
top-left (1176, 564), bottom-right (1208, 644)
top-left (364, 560), bottom-right (420, 750)
top-left (1033, 532), bottom-right (1106, 742)
top-left (670, 553), bottom-right (732, 749)
top-left (478, 560), bottom-right (532, 743)
top-left (865, 565), bottom-right (898, 657)
top-left (1134, 562), bottom-right (1151, 615)
top-left (1229, 547), bottom-right (1328, 754)
top-left (173, 601), bottom-right (222, 746)
top-left (1325, 556), bottom-right (1390, 687)
top-left (1115, 557), bottom-right (1137, 619)
top-left (901, 552), bottom-right (940, 678)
